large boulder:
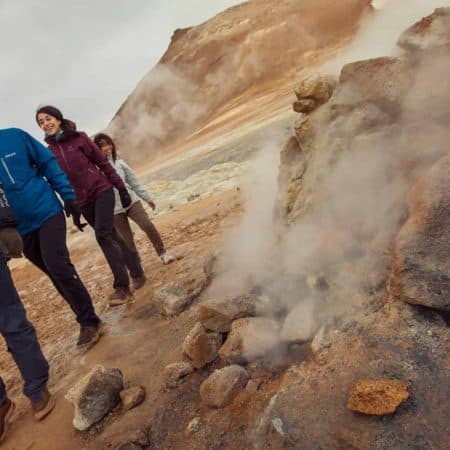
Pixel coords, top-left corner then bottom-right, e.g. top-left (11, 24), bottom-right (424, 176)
top-left (391, 154), bottom-right (450, 311)
top-left (183, 322), bottom-right (223, 369)
top-left (200, 365), bottom-right (249, 408)
top-left (65, 365), bottom-right (123, 431)
top-left (398, 7), bottom-right (450, 53)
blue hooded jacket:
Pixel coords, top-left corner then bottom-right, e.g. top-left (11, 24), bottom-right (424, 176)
top-left (0, 128), bottom-right (75, 235)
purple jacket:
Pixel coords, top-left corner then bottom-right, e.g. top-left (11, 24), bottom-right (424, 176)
top-left (45, 122), bottom-right (125, 206)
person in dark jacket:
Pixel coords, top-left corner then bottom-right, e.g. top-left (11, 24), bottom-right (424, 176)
top-left (36, 106), bottom-right (145, 305)
top-left (0, 127), bottom-right (101, 348)
top-left (0, 185), bottom-right (55, 442)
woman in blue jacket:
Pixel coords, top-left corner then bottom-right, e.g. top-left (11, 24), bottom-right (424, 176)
top-left (0, 127), bottom-right (101, 350)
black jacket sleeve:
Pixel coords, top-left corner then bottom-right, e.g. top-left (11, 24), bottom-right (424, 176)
top-left (0, 183), bottom-right (17, 229)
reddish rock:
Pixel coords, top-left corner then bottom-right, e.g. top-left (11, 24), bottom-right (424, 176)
top-left (294, 74), bottom-right (336, 105)
top-left (200, 365), bottom-right (249, 408)
top-left (347, 379), bottom-right (409, 415)
top-left (183, 322), bottom-right (223, 369)
top-left (120, 386), bottom-right (146, 412)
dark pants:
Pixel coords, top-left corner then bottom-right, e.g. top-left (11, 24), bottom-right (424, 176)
top-left (0, 252), bottom-right (49, 403)
top-left (114, 201), bottom-right (165, 256)
top-left (22, 212), bottom-right (99, 327)
top-left (80, 189), bottom-right (143, 289)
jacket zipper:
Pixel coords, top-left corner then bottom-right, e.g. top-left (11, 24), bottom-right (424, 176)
top-left (58, 143), bottom-right (69, 169)
top-left (1, 158), bottom-right (15, 184)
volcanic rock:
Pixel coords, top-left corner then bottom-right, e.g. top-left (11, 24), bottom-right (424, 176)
top-left (198, 295), bottom-right (256, 332)
top-left (65, 365), bottom-right (123, 431)
top-left (120, 386), bottom-right (146, 412)
top-left (347, 379), bottom-right (409, 415)
top-left (154, 282), bottom-right (191, 316)
top-left (398, 7), bottom-right (450, 53)
top-left (183, 322), bottom-right (223, 369)
top-left (392, 154), bottom-right (450, 311)
top-left (200, 365), bottom-right (249, 408)
top-left (280, 301), bottom-right (316, 343)
top-left (164, 361), bottom-right (195, 389)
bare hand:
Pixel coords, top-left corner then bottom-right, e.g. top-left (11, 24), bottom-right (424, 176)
top-left (148, 200), bottom-right (156, 210)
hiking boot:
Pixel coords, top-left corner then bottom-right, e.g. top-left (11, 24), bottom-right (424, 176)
top-left (0, 398), bottom-right (15, 443)
top-left (109, 286), bottom-right (133, 307)
top-left (132, 275), bottom-right (147, 290)
top-left (160, 251), bottom-right (175, 265)
top-left (77, 325), bottom-right (100, 350)
top-left (31, 388), bottom-right (55, 421)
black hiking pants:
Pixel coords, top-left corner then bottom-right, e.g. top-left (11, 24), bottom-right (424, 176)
top-left (80, 188), bottom-right (143, 289)
top-left (22, 212), bottom-right (100, 327)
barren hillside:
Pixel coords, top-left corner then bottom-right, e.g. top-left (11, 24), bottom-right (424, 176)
top-left (108, 0), bottom-right (372, 164)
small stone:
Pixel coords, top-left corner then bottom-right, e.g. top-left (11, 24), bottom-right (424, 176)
top-left (281, 302), bottom-right (316, 344)
top-left (245, 379), bottom-right (260, 396)
top-left (293, 99), bottom-right (317, 114)
top-left (200, 365), bottom-right (249, 408)
top-left (272, 418), bottom-right (285, 436)
top-left (183, 322), bottom-right (223, 369)
top-left (347, 379), bottom-right (409, 415)
top-left (294, 74), bottom-right (336, 104)
top-left (186, 417), bottom-right (202, 434)
top-left (120, 386), bottom-right (146, 412)
top-left (164, 361), bottom-right (195, 389)
top-left (65, 365), bottom-right (123, 431)
top-left (154, 282), bottom-right (191, 316)
top-left (310, 327), bottom-right (331, 354)
top-left (198, 295), bottom-right (256, 332)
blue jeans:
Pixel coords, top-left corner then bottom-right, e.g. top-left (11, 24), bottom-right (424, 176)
top-left (0, 252), bottom-right (49, 404)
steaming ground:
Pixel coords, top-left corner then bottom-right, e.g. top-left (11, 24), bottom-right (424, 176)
top-left (1, 106), bottom-right (294, 450)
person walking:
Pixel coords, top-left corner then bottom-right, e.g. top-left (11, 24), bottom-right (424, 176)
top-left (94, 133), bottom-right (175, 266)
top-left (0, 185), bottom-right (55, 443)
top-left (36, 106), bottom-right (145, 306)
top-left (0, 127), bottom-right (101, 348)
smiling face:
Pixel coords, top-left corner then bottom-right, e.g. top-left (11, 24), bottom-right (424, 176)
top-left (98, 139), bottom-right (114, 157)
top-left (37, 113), bottom-right (62, 136)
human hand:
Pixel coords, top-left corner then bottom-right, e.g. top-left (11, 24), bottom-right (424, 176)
top-left (0, 227), bottom-right (23, 258)
top-left (119, 189), bottom-right (132, 209)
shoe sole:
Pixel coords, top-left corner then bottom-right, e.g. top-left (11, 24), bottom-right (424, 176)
top-left (0, 400), bottom-right (15, 443)
top-left (34, 395), bottom-right (55, 421)
top-left (77, 331), bottom-right (100, 352)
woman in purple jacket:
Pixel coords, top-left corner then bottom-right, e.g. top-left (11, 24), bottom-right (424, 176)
top-left (36, 106), bottom-right (145, 306)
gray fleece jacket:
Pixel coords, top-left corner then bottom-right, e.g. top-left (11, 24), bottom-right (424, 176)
top-left (109, 158), bottom-right (151, 215)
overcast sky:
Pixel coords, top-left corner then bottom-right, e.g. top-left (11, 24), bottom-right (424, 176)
top-left (0, 0), bottom-right (241, 140)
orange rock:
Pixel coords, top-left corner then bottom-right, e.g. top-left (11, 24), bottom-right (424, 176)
top-left (347, 379), bottom-right (409, 415)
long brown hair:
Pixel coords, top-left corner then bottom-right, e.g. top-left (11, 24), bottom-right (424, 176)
top-left (94, 133), bottom-right (117, 162)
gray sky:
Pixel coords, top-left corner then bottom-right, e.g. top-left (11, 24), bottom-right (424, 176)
top-left (0, 0), bottom-right (241, 140)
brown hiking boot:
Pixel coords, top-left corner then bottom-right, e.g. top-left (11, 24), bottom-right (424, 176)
top-left (0, 398), bottom-right (15, 443)
top-left (109, 286), bottom-right (133, 307)
top-left (77, 325), bottom-right (100, 350)
top-left (132, 275), bottom-right (147, 290)
top-left (31, 388), bottom-right (55, 421)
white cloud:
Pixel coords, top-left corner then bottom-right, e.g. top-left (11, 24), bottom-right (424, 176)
top-left (0, 0), bottom-right (241, 140)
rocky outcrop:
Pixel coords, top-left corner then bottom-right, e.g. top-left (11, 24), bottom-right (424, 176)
top-left (391, 154), bottom-right (450, 311)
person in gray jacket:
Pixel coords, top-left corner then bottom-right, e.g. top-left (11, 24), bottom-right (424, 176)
top-left (94, 134), bottom-right (174, 286)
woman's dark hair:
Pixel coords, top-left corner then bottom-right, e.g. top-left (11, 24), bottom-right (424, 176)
top-left (94, 133), bottom-right (117, 161)
top-left (35, 105), bottom-right (73, 134)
